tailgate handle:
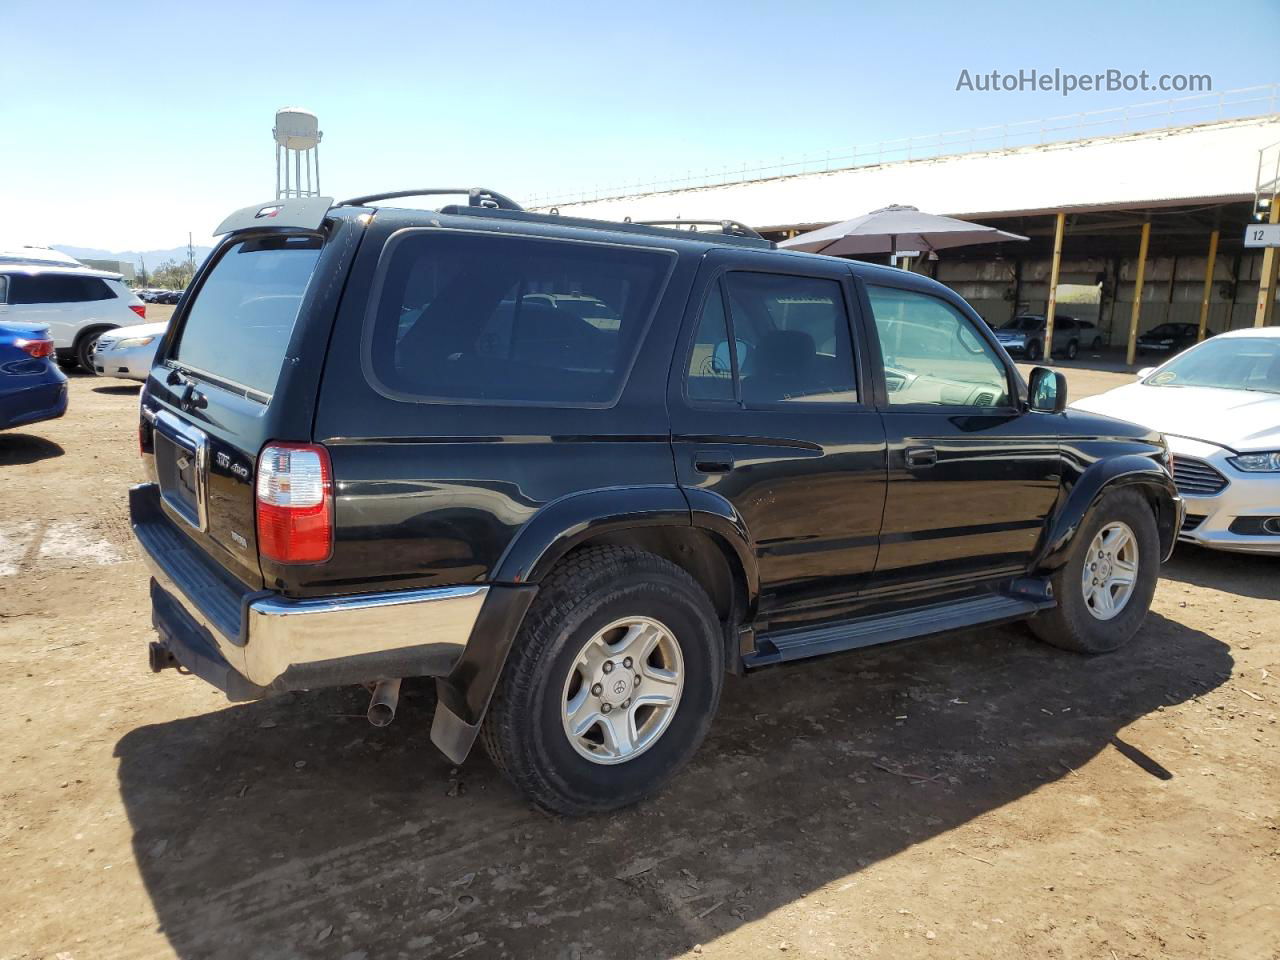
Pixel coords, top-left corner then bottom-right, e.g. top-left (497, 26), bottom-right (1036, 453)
top-left (904, 445), bottom-right (937, 469)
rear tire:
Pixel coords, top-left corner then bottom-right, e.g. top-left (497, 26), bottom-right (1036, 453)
top-left (482, 545), bottom-right (724, 815)
top-left (1029, 488), bottom-right (1160, 654)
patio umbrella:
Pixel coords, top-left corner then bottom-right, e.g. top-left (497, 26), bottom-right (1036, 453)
top-left (778, 204), bottom-right (1027, 257)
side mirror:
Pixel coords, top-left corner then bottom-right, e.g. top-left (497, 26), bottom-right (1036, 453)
top-left (1136, 367), bottom-right (1155, 379)
top-left (712, 339), bottom-right (750, 374)
top-left (1028, 366), bottom-right (1067, 413)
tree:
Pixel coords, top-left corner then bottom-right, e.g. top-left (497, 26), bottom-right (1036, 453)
top-left (148, 258), bottom-right (195, 290)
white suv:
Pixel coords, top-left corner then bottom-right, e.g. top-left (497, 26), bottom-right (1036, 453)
top-left (0, 265), bottom-right (146, 369)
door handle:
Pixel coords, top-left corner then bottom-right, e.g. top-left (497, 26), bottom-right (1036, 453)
top-left (904, 445), bottom-right (937, 469)
top-left (694, 452), bottom-right (735, 474)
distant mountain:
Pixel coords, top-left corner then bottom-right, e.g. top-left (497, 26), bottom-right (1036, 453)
top-left (53, 244), bottom-right (214, 270)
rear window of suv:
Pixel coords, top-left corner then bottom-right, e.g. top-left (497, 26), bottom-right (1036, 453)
top-left (8, 273), bottom-right (115, 303)
top-left (364, 231), bottom-right (673, 406)
top-left (171, 234), bottom-right (321, 397)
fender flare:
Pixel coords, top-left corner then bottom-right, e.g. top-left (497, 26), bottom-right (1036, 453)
top-left (1035, 455), bottom-right (1180, 571)
top-left (492, 485), bottom-right (694, 585)
top-left (430, 485), bottom-right (762, 764)
top-left (682, 485), bottom-right (760, 615)
top-left (431, 485), bottom-right (694, 763)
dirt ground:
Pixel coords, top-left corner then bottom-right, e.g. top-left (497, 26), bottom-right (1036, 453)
top-left (1, 352), bottom-right (1276, 960)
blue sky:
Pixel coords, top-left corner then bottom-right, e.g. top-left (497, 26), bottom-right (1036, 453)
top-left (2, 0), bottom-right (1277, 250)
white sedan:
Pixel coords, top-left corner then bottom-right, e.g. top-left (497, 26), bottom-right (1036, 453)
top-left (91, 321), bottom-right (167, 382)
top-left (1071, 327), bottom-right (1280, 555)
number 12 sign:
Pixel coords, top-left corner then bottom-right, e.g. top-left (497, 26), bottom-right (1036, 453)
top-left (1244, 224), bottom-right (1280, 248)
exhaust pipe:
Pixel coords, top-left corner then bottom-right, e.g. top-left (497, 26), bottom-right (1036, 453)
top-left (367, 678), bottom-right (402, 727)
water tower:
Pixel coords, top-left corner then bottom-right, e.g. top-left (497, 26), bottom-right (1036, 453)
top-left (273, 107), bottom-right (323, 199)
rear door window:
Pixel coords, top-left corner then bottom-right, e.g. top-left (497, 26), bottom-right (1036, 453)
top-left (8, 274), bottom-right (113, 304)
top-left (685, 272), bottom-right (858, 406)
top-left (365, 231), bottom-right (674, 406)
top-left (171, 234), bottom-right (321, 397)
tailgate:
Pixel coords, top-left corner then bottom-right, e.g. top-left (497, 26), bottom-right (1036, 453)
top-left (141, 231), bottom-right (330, 589)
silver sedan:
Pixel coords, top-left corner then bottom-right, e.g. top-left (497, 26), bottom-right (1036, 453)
top-left (91, 321), bottom-right (167, 381)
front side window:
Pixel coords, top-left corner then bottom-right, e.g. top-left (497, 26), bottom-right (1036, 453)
top-left (366, 232), bottom-right (673, 406)
top-left (684, 272), bottom-right (858, 406)
top-left (867, 285), bottom-right (1010, 407)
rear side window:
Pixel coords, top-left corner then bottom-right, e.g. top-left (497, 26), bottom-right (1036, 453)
top-left (7, 274), bottom-right (114, 304)
top-left (365, 232), bottom-right (673, 406)
top-left (172, 235), bottom-right (321, 396)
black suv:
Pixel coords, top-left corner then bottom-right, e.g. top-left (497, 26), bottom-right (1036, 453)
top-left (132, 189), bottom-right (1182, 815)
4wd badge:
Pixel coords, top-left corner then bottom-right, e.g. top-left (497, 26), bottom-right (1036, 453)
top-left (215, 451), bottom-right (251, 481)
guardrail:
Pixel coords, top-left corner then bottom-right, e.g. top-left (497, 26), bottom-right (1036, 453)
top-left (529, 84), bottom-right (1280, 209)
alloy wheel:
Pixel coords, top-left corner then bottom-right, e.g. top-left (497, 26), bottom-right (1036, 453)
top-left (560, 616), bottom-right (685, 765)
top-left (1080, 521), bottom-right (1139, 621)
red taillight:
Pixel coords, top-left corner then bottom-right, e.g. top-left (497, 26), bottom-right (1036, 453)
top-left (15, 337), bottom-right (55, 359)
top-left (255, 443), bottom-right (333, 564)
top-left (130, 304), bottom-right (146, 319)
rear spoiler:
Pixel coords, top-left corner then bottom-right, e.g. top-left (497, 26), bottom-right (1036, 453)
top-left (214, 197), bottom-right (334, 236)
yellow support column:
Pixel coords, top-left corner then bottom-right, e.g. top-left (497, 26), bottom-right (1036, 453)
top-left (1254, 201), bottom-right (1280, 327)
top-left (1126, 220), bottom-right (1152, 366)
top-left (1043, 212), bottom-right (1066, 363)
top-left (1197, 229), bottom-right (1219, 342)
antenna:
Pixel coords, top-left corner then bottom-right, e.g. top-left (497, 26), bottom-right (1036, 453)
top-left (274, 108), bottom-right (323, 199)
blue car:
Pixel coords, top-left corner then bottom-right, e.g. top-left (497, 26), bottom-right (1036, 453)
top-left (0, 321), bottom-right (68, 430)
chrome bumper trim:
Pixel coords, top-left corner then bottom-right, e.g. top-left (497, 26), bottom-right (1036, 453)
top-left (243, 584), bottom-right (488, 687)
top-left (139, 536), bottom-right (487, 689)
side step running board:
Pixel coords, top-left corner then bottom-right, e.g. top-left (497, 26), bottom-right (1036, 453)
top-left (745, 593), bottom-right (1054, 668)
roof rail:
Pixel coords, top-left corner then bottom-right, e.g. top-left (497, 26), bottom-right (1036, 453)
top-left (335, 188), bottom-right (523, 211)
top-left (625, 218), bottom-right (765, 241)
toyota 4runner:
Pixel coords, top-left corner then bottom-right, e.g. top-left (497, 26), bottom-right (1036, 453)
top-left (133, 189), bottom-right (1182, 814)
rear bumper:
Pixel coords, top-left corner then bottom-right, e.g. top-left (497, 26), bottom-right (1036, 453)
top-left (0, 379), bottom-right (67, 430)
top-left (131, 483), bottom-right (489, 698)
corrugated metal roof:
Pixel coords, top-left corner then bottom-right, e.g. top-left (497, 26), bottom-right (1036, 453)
top-left (545, 117), bottom-right (1280, 230)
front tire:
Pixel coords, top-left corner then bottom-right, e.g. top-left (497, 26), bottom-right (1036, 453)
top-left (1026, 340), bottom-right (1042, 361)
top-left (482, 546), bottom-right (724, 815)
top-left (74, 327), bottom-right (111, 371)
top-left (1029, 488), bottom-right (1160, 654)
top-left (1066, 339), bottom-right (1079, 360)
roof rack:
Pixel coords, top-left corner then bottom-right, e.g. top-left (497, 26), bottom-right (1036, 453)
top-left (335, 188), bottom-right (523, 211)
top-left (623, 218), bottom-right (765, 241)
